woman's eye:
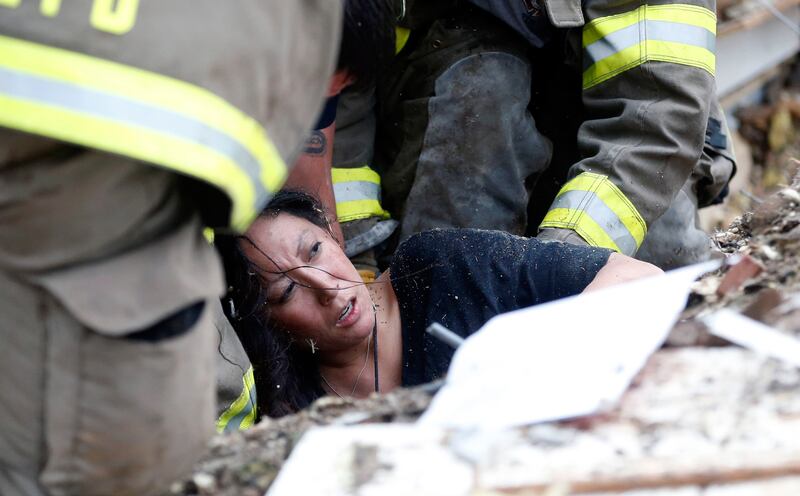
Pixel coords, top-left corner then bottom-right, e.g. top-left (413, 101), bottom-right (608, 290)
top-left (279, 281), bottom-right (296, 303)
top-left (309, 241), bottom-right (321, 259)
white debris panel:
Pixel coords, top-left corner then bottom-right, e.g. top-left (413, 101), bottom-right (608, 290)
top-left (269, 347), bottom-right (800, 495)
top-left (269, 261), bottom-right (800, 495)
top-left (420, 262), bottom-right (720, 430)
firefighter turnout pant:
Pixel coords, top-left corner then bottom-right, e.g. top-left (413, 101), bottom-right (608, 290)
top-left (365, 4), bottom-right (734, 268)
top-left (374, 6), bottom-right (552, 243)
top-left (0, 131), bottom-right (225, 496)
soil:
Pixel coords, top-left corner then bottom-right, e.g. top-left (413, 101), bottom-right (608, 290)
top-left (166, 389), bottom-right (434, 496)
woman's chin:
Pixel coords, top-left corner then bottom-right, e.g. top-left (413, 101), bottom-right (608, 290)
top-left (334, 317), bottom-right (374, 347)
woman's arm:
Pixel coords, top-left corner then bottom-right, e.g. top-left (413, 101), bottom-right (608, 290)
top-left (582, 253), bottom-right (663, 293)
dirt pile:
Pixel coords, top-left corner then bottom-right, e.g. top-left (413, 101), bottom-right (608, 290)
top-left (671, 169), bottom-right (800, 348)
top-left (167, 390), bottom-right (433, 495)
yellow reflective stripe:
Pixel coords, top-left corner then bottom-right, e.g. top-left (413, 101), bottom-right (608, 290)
top-left (337, 199), bottom-right (390, 223)
top-left (39, 0), bottom-right (61, 17)
top-left (540, 173), bottom-right (647, 254)
top-left (584, 40), bottom-right (715, 89)
top-left (559, 173), bottom-right (646, 247)
top-left (203, 227), bottom-right (215, 244)
top-left (0, 94), bottom-right (257, 229)
top-left (216, 366), bottom-right (257, 434)
top-left (582, 4), bottom-right (716, 89)
top-left (396, 27), bottom-right (411, 54)
top-left (643, 39), bottom-right (714, 72)
top-left (0, 35), bottom-right (276, 178)
top-left (541, 207), bottom-right (621, 253)
top-left (332, 166), bottom-right (389, 221)
top-left (240, 366), bottom-right (257, 431)
top-left (583, 4), bottom-right (715, 47)
top-left (332, 166), bottom-right (381, 185)
top-left (646, 4), bottom-right (716, 33)
top-left (0, 35), bottom-right (286, 230)
top-left (583, 8), bottom-right (641, 47)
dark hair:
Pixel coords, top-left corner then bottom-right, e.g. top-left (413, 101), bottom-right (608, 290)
top-left (338, 0), bottom-right (396, 91)
top-left (215, 190), bottom-right (334, 418)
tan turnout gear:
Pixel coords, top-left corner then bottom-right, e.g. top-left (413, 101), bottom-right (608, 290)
top-left (0, 0), bottom-right (341, 231)
top-left (335, 0), bottom-right (732, 270)
top-left (536, 0), bottom-right (722, 256)
top-left (0, 2), bottom-right (342, 495)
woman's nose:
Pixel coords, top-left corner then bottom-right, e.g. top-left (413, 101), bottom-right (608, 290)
top-left (317, 285), bottom-right (336, 305)
top-left (303, 268), bottom-right (338, 305)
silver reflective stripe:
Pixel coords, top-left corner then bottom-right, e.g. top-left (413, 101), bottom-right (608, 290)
top-left (0, 65), bottom-right (269, 208)
top-left (584, 20), bottom-right (716, 69)
top-left (344, 219), bottom-right (399, 257)
top-left (550, 190), bottom-right (638, 255)
top-left (224, 383), bottom-right (256, 433)
top-left (333, 180), bottom-right (381, 203)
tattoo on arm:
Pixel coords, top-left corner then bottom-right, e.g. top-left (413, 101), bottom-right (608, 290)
top-left (304, 130), bottom-right (327, 156)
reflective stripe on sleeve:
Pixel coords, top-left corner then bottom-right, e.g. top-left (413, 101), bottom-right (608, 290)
top-left (0, 35), bottom-right (286, 231)
top-left (540, 172), bottom-right (647, 255)
top-left (216, 366), bottom-right (257, 434)
top-left (332, 166), bottom-right (391, 222)
top-left (582, 4), bottom-right (716, 89)
top-left (396, 27), bottom-right (411, 54)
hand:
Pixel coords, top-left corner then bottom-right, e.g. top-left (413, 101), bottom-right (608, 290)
top-left (583, 253), bottom-right (663, 292)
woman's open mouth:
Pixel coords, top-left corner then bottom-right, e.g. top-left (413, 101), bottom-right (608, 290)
top-left (336, 297), bottom-right (359, 327)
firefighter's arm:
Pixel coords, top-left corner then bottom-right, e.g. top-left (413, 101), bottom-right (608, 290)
top-left (538, 1), bottom-right (717, 256)
top-left (284, 118), bottom-right (345, 246)
top-left (285, 71), bottom-right (355, 246)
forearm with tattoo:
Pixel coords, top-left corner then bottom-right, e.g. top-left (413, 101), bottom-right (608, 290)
top-left (304, 130), bottom-right (327, 156)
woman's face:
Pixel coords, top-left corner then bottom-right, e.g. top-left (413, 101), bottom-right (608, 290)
top-left (241, 212), bottom-right (374, 352)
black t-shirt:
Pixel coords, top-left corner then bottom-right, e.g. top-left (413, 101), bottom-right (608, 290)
top-left (389, 229), bottom-right (612, 386)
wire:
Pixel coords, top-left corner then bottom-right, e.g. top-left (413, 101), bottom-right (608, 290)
top-left (237, 235), bottom-right (446, 295)
top-left (372, 306), bottom-right (380, 393)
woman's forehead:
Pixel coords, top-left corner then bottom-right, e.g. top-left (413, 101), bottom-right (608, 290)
top-left (242, 213), bottom-right (318, 266)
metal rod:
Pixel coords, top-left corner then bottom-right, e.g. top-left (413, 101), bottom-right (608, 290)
top-left (426, 322), bottom-right (465, 349)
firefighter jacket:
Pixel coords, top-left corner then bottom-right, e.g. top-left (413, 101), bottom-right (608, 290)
top-left (0, 0), bottom-right (341, 231)
top-left (472, 0), bottom-right (721, 256)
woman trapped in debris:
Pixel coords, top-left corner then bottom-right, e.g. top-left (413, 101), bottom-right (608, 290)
top-left (215, 190), bottom-right (661, 419)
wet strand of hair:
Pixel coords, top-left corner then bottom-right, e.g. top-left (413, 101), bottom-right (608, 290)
top-left (238, 235), bottom-right (448, 294)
